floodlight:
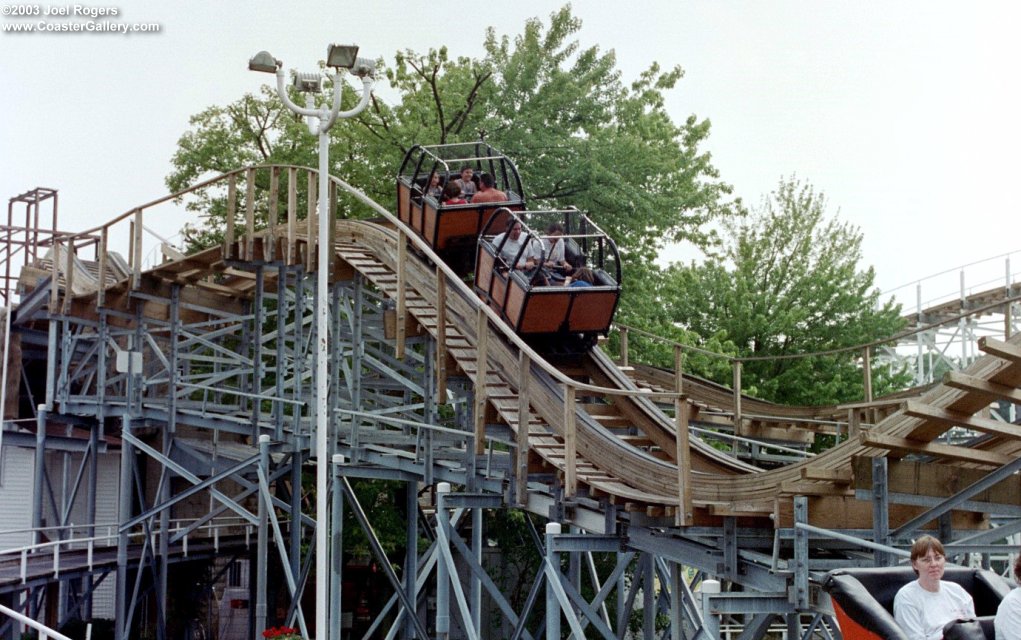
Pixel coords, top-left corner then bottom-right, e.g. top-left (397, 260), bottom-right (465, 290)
top-left (293, 71), bottom-right (322, 93)
top-left (248, 51), bottom-right (280, 74)
top-left (326, 44), bottom-right (359, 69)
top-left (352, 57), bottom-right (376, 79)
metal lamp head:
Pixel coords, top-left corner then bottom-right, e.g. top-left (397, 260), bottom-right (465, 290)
top-left (293, 71), bottom-right (323, 93)
top-left (352, 57), bottom-right (376, 79)
top-left (326, 43), bottom-right (359, 69)
top-left (248, 51), bottom-right (280, 74)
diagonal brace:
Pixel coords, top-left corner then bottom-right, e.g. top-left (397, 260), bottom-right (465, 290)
top-left (892, 454), bottom-right (1021, 538)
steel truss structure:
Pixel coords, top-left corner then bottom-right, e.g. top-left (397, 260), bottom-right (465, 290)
top-left (3, 169), bottom-right (1021, 640)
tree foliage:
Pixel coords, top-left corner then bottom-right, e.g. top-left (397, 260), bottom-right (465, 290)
top-left (165, 5), bottom-right (736, 268)
top-left (659, 177), bottom-right (909, 405)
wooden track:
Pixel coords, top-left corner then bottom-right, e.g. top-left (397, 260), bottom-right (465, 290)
top-left (24, 165), bottom-right (1021, 533)
top-left (332, 220), bottom-right (1021, 528)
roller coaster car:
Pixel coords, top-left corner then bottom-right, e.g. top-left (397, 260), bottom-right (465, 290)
top-left (821, 566), bottom-right (1011, 640)
top-left (396, 142), bottom-right (525, 274)
top-left (473, 209), bottom-right (622, 347)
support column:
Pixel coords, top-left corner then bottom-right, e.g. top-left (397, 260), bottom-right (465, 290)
top-left (290, 445), bottom-right (303, 591)
top-left (330, 455), bottom-right (345, 640)
top-left (793, 496), bottom-right (809, 610)
top-left (255, 435), bottom-right (270, 636)
top-left (274, 265), bottom-right (287, 441)
top-left (545, 522), bottom-right (561, 640)
top-left (471, 507), bottom-right (482, 637)
top-left (158, 429), bottom-right (170, 639)
top-left (84, 423), bottom-right (99, 619)
top-left (669, 561), bottom-right (684, 640)
top-left (701, 579), bottom-right (721, 640)
top-left (403, 479), bottom-right (418, 640)
top-left (351, 275), bottom-right (364, 410)
top-left (436, 482), bottom-right (450, 639)
top-left (115, 415), bottom-right (134, 640)
top-left (252, 267), bottom-right (265, 439)
top-left (157, 285), bottom-right (180, 634)
top-left (872, 457), bottom-right (890, 566)
top-left (642, 554), bottom-right (654, 639)
top-left (616, 550), bottom-right (627, 636)
top-left (786, 613), bottom-right (802, 640)
top-left (32, 407), bottom-right (46, 545)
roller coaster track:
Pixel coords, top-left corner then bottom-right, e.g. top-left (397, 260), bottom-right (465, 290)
top-left (16, 165), bottom-right (1021, 530)
top-left (329, 218), bottom-right (1021, 527)
top-left (8, 165), bottom-right (1021, 638)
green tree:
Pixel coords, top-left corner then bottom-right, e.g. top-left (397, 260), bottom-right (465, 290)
top-left (477, 7), bottom-right (735, 261)
top-left (165, 5), bottom-right (737, 267)
top-left (660, 177), bottom-right (909, 405)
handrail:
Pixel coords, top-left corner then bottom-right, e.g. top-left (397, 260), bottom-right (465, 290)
top-left (0, 517), bottom-right (251, 556)
top-left (0, 604), bottom-right (72, 640)
top-left (616, 288), bottom-right (1021, 365)
top-left (883, 248), bottom-right (1021, 297)
top-left (0, 516), bottom-right (250, 539)
top-left (63, 163), bottom-right (311, 240)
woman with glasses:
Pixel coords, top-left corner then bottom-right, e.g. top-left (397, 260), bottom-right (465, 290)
top-left (894, 535), bottom-right (976, 640)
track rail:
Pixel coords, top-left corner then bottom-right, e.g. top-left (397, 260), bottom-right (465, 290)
top-left (23, 163), bottom-right (1021, 532)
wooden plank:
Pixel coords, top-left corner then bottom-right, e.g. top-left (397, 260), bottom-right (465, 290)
top-left (780, 480), bottom-right (851, 496)
top-left (245, 167), bottom-right (255, 259)
top-left (979, 337), bottom-right (1021, 365)
top-left (395, 232), bottom-right (406, 359)
top-left (852, 457), bottom-right (1021, 505)
top-left (306, 171), bottom-right (316, 271)
top-left (944, 371), bottom-right (1021, 404)
top-left (564, 384), bottom-right (577, 497)
top-left (132, 209), bottom-right (143, 289)
top-left (436, 267), bottom-right (448, 402)
top-left (860, 432), bottom-right (1014, 467)
top-left (517, 351), bottom-right (530, 506)
top-left (267, 166), bottom-right (279, 259)
top-left (703, 500), bottom-right (775, 518)
top-left (287, 167), bottom-right (297, 265)
top-left (738, 422), bottom-right (815, 445)
top-left (97, 227), bottom-right (107, 308)
top-left (224, 174), bottom-right (236, 253)
top-left (474, 307), bottom-right (488, 456)
top-left (774, 495), bottom-right (988, 530)
top-left (62, 240), bottom-right (74, 312)
top-left (675, 398), bottom-right (692, 526)
top-left (905, 401), bottom-right (1021, 440)
top-left (800, 467), bottom-right (851, 484)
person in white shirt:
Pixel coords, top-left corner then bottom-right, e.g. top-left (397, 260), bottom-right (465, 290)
top-left (894, 535), bottom-right (976, 640)
top-left (543, 222), bottom-right (574, 279)
top-left (995, 553), bottom-right (1021, 640)
top-left (492, 219), bottom-right (541, 270)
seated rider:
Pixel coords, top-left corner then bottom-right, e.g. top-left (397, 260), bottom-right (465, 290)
top-left (471, 173), bottom-right (508, 204)
top-left (543, 222), bottom-right (574, 281)
top-left (424, 172), bottom-right (443, 199)
top-left (441, 181), bottom-right (468, 205)
top-left (454, 165), bottom-right (477, 201)
top-left (564, 267), bottom-right (595, 288)
top-left (491, 219), bottom-right (541, 272)
top-left (893, 535), bottom-right (975, 640)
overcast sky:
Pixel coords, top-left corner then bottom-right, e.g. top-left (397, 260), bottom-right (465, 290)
top-left (1, 1), bottom-right (1018, 308)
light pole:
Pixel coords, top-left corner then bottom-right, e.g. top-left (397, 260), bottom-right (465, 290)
top-left (249, 44), bottom-right (375, 639)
